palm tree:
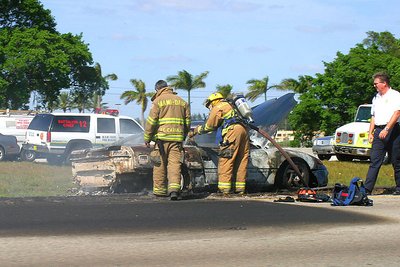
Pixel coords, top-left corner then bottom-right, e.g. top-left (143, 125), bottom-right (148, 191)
top-left (57, 92), bottom-right (72, 112)
top-left (88, 93), bottom-right (109, 112)
top-left (71, 91), bottom-right (90, 113)
top-left (216, 84), bottom-right (233, 98)
top-left (94, 62), bottom-right (118, 109)
top-left (245, 75), bottom-right (277, 102)
top-left (166, 70), bottom-right (209, 107)
top-left (46, 98), bottom-right (59, 113)
top-left (276, 75), bottom-right (314, 94)
top-left (120, 79), bottom-right (154, 127)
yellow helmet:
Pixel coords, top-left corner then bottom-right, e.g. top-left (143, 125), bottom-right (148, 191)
top-left (204, 92), bottom-right (224, 108)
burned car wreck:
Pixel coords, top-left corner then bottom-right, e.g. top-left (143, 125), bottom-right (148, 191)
top-left (71, 93), bottom-right (328, 193)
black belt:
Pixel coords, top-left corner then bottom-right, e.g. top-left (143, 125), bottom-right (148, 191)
top-left (375, 125), bottom-right (387, 129)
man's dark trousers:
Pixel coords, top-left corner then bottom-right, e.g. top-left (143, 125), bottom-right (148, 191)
top-left (365, 124), bottom-right (400, 192)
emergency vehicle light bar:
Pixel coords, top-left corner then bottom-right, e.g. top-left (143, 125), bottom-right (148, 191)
top-left (94, 108), bottom-right (119, 116)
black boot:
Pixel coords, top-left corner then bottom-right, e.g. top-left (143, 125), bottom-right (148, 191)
top-left (170, 192), bottom-right (179, 201)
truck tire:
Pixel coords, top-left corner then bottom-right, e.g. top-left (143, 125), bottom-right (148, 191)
top-left (317, 154), bottom-right (331, 161)
top-left (20, 149), bottom-right (36, 162)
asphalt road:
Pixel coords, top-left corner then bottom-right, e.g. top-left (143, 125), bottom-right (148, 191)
top-left (0, 194), bottom-right (378, 236)
top-left (0, 194), bottom-right (399, 266)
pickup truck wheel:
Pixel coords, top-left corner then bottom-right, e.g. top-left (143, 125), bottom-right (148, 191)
top-left (317, 154), bottom-right (331, 161)
top-left (20, 149), bottom-right (36, 162)
top-left (278, 159), bottom-right (310, 191)
top-left (0, 146), bottom-right (5, 161)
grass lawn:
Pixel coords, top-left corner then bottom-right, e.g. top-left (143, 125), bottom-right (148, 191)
top-left (0, 161), bottom-right (74, 197)
top-left (0, 160), bottom-right (396, 197)
top-left (324, 161), bottom-right (396, 187)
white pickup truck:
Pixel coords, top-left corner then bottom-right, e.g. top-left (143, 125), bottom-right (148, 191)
top-left (334, 104), bottom-right (371, 161)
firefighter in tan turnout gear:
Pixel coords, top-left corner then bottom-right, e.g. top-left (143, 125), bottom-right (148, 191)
top-left (144, 80), bottom-right (191, 200)
top-left (189, 92), bottom-right (250, 194)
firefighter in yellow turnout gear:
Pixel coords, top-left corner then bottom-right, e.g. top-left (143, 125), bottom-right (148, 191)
top-left (189, 93), bottom-right (250, 194)
top-left (144, 80), bottom-right (191, 200)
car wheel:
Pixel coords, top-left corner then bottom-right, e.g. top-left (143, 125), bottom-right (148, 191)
top-left (317, 154), bottom-right (331, 161)
top-left (336, 154), bottom-right (354, 161)
top-left (20, 149), bottom-right (36, 162)
top-left (0, 146), bottom-right (5, 161)
top-left (278, 158), bottom-right (310, 191)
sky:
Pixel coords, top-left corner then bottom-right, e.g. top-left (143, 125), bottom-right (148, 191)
top-left (40, 0), bottom-right (400, 119)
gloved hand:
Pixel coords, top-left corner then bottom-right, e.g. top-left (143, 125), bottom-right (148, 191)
top-left (145, 141), bottom-right (150, 148)
top-left (187, 130), bottom-right (195, 138)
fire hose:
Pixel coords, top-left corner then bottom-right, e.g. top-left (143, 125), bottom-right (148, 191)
top-left (227, 93), bottom-right (310, 188)
top-left (247, 123), bottom-right (309, 188)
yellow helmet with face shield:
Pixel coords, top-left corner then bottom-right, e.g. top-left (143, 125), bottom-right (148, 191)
top-left (204, 92), bottom-right (224, 108)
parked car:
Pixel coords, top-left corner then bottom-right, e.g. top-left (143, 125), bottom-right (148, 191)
top-left (0, 134), bottom-right (20, 161)
top-left (312, 136), bottom-right (335, 160)
top-left (70, 94), bottom-right (328, 193)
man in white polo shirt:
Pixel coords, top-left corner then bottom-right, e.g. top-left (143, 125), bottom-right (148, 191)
top-left (365, 72), bottom-right (400, 195)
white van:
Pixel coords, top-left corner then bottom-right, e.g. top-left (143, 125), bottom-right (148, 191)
top-left (22, 112), bottom-right (143, 165)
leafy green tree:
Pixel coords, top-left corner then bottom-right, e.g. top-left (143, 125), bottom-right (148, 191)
top-left (69, 63), bottom-right (117, 112)
top-left (70, 65), bottom-right (101, 112)
top-left (363, 31), bottom-right (400, 57)
top-left (245, 75), bottom-right (277, 102)
top-left (166, 70), bottom-right (209, 107)
top-left (288, 92), bottom-right (325, 144)
top-left (216, 84), bottom-right (233, 98)
top-left (0, 0), bottom-right (96, 110)
top-left (0, 0), bottom-right (56, 31)
top-left (120, 79), bottom-right (154, 126)
top-left (287, 31), bottom-right (400, 142)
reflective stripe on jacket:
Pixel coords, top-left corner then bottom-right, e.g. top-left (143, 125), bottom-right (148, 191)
top-left (144, 87), bottom-right (191, 142)
top-left (195, 101), bottom-right (238, 137)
